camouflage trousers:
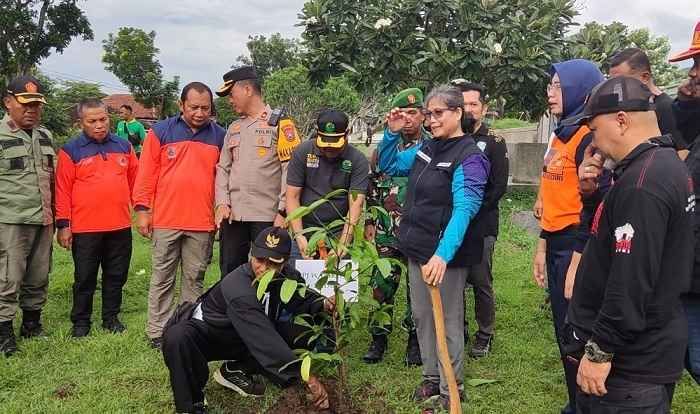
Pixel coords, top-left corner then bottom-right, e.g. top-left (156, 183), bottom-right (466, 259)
top-left (369, 246), bottom-right (416, 336)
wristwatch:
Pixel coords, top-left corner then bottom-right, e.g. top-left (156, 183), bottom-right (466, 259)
top-left (584, 340), bottom-right (614, 363)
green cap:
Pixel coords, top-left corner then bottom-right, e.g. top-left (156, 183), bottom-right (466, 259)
top-left (391, 88), bottom-right (424, 108)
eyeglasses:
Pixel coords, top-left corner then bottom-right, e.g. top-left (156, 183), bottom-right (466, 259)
top-left (546, 82), bottom-right (562, 93)
top-left (422, 107), bottom-right (457, 120)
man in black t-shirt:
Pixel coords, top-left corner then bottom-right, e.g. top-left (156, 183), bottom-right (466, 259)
top-left (561, 77), bottom-right (693, 413)
top-left (286, 109), bottom-right (369, 260)
top-left (609, 48), bottom-right (686, 153)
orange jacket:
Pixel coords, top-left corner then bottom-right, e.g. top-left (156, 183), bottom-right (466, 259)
top-left (56, 133), bottom-right (138, 233)
top-left (132, 116), bottom-right (225, 231)
top-left (539, 126), bottom-right (591, 233)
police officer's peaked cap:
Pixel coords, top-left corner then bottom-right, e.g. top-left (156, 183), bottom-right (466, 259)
top-left (5, 75), bottom-right (46, 104)
top-left (216, 66), bottom-right (258, 97)
top-left (560, 76), bottom-right (654, 127)
top-left (316, 109), bottom-right (349, 149)
top-left (391, 88), bottom-right (424, 109)
top-left (250, 227), bottom-right (291, 264)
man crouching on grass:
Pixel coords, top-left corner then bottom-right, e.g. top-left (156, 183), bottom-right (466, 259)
top-left (162, 227), bottom-right (332, 413)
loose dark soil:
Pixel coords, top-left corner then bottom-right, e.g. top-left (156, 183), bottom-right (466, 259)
top-left (266, 379), bottom-right (363, 414)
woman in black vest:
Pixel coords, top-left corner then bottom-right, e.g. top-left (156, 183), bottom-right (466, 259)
top-left (377, 85), bottom-right (490, 409)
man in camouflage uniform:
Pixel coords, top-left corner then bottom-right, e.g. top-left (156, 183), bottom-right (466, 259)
top-left (363, 88), bottom-right (429, 365)
top-left (0, 76), bottom-right (56, 356)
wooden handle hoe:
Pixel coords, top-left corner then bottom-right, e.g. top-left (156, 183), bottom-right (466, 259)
top-left (428, 284), bottom-right (462, 414)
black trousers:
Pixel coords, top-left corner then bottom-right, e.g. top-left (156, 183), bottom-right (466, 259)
top-left (162, 316), bottom-right (323, 412)
top-left (219, 220), bottom-right (272, 278)
top-left (70, 228), bottom-right (132, 326)
top-left (576, 376), bottom-right (675, 414)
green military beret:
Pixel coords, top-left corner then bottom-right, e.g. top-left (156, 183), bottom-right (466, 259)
top-left (391, 88), bottom-right (424, 108)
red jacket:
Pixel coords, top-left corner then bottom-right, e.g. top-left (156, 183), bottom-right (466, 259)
top-left (133, 116), bottom-right (225, 231)
top-left (56, 133), bottom-right (138, 233)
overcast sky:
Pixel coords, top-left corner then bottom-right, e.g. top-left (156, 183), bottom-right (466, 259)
top-left (39, 0), bottom-right (698, 95)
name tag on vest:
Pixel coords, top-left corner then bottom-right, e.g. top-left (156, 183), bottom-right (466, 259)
top-left (436, 162), bottom-right (452, 168)
top-left (417, 151), bottom-right (431, 163)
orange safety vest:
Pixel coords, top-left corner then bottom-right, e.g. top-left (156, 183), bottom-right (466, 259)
top-left (539, 126), bottom-right (590, 233)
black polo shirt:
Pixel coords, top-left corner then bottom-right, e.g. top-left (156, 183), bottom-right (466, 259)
top-left (470, 124), bottom-right (509, 237)
top-left (287, 139), bottom-right (369, 228)
top-left (568, 135), bottom-right (694, 384)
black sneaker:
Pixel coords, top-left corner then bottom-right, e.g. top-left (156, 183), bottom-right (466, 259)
top-left (149, 336), bottom-right (163, 350)
top-left (363, 335), bottom-right (387, 364)
top-left (0, 321), bottom-right (17, 357)
top-left (405, 331), bottom-right (422, 366)
top-left (412, 380), bottom-right (440, 403)
top-left (213, 362), bottom-right (266, 397)
top-left (470, 335), bottom-right (492, 358)
top-left (102, 317), bottom-right (126, 333)
top-left (71, 324), bottom-right (90, 338)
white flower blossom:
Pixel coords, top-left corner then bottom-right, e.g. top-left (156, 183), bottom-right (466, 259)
top-left (493, 42), bottom-right (503, 54)
top-left (374, 18), bottom-right (392, 30)
top-left (306, 16), bottom-right (319, 25)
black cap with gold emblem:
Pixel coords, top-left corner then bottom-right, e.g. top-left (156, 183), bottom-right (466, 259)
top-left (250, 226), bottom-right (292, 263)
top-left (316, 109), bottom-right (349, 149)
top-left (5, 75), bottom-right (46, 104)
top-left (216, 65), bottom-right (258, 97)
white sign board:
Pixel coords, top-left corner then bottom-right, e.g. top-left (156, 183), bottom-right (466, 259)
top-left (295, 260), bottom-right (358, 302)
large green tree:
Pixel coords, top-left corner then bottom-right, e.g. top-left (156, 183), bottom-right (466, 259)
top-left (263, 65), bottom-right (361, 135)
top-left (0, 0), bottom-right (93, 87)
top-left (102, 27), bottom-right (179, 118)
top-left (300, 0), bottom-right (578, 118)
top-left (566, 22), bottom-right (686, 86)
top-left (236, 33), bottom-right (302, 80)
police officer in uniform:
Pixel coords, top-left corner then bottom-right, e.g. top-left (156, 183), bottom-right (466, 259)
top-left (162, 227), bottom-right (331, 413)
top-left (214, 66), bottom-right (301, 277)
top-left (0, 76), bottom-right (56, 356)
top-left (363, 88), bottom-right (428, 365)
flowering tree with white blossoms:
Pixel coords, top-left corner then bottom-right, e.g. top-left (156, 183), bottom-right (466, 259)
top-left (299, 0), bottom-right (578, 118)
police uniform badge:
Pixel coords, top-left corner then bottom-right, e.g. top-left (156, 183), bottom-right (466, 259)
top-left (277, 118), bottom-right (301, 162)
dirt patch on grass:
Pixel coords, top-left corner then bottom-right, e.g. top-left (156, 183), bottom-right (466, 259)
top-left (264, 378), bottom-right (389, 414)
top-left (53, 382), bottom-right (76, 399)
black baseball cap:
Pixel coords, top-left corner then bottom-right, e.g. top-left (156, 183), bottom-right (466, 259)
top-left (250, 227), bottom-right (291, 264)
top-left (5, 75), bottom-right (46, 104)
top-left (316, 109), bottom-right (349, 149)
top-left (560, 76), bottom-right (654, 127)
top-left (216, 66), bottom-right (258, 97)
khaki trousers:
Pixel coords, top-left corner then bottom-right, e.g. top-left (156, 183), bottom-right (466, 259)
top-left (146, 229), bottom-right (213, 339)
top-left (0, 223), bottom-right (53, 322)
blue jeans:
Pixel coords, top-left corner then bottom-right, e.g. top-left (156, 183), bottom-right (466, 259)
top-left (685, 294), bottom-right (700, 384)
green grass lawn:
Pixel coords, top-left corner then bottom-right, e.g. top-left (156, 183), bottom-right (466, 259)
top-left (490, 118), bottom-right (536, 130)
top-left (2, 190), bottom-right (699, 413)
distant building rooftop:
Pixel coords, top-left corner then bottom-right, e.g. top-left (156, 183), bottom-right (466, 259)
top-left (102, 94), bottom-right (159, 121)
